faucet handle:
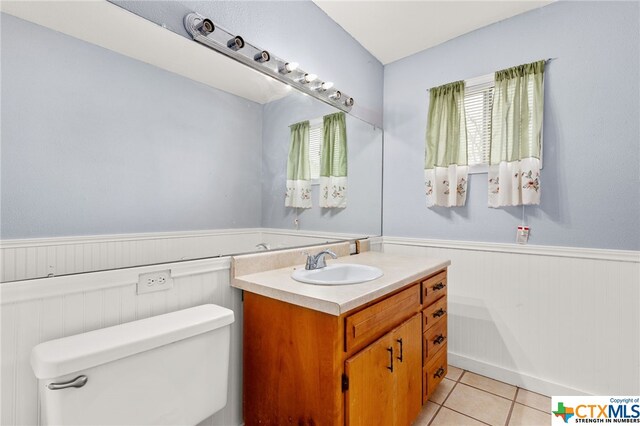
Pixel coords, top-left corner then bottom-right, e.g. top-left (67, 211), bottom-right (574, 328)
top-left (302, 252), bottom-right (314, 270)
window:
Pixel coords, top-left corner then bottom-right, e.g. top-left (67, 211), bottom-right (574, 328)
top-left (463, 72), bottom-right (543, 173)
top-left (308, 118), bottom-right (322, 181)
top-left (463, 74), bottom-right (494, 173)
top-left (305, 115), bottom-right (347, 183)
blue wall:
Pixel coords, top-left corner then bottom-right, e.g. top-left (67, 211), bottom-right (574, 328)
top-left (383, 1), bottom-right (639, 250)
top-left (1, 14), bottom-right (263, 238)
top-left (110, 0), bottom-right (384, 127)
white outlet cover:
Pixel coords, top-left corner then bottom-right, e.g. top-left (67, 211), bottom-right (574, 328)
top-left (137, 270), bottom-right (174, 295)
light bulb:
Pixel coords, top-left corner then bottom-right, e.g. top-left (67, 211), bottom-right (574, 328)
top-left (227, 36), bottom-right (244, 51)
top-left (254, 50), bottom-right (270, 63)
top-left (303, 73), bottom-right (317, 84)
top-left (315, 81), bottom-right (333, 91)
top-left (280, 62), bottom-right (299, 74)
top-left (198, 19), bottom-right (214, 35)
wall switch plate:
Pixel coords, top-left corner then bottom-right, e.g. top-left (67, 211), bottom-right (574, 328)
top-left (137, 270), bottom-right (173, 295)
top-left (516, 226), bottom-right (530, 244)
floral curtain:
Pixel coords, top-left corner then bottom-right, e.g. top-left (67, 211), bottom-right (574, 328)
top-left (424, 81), bottom-right (469, 207)
top-left (320, 112), bottom-right (348, 208)
top-left (285, 120), bottom-right (312, 208)
top-left (488, 60), bottom-right (545, 207)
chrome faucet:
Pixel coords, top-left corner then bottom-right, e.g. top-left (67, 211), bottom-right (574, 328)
top-left (304, 249), bottom-right (338, 270)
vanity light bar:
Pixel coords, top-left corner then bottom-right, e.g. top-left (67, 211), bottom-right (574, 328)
top-left (183, 12), bottom-right (354, 112)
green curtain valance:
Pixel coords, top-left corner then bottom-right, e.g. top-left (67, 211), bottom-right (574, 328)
top-left (286, 120), bottom-right (310, 181)
top-left (425, 80), bottom-right (467, 170)
top-left (321, 112), bottom-right (347, 177)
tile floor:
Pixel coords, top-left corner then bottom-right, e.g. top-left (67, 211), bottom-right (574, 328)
top-left (413, 366), bottom-right (552, 426)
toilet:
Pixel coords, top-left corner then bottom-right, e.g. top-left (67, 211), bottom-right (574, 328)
top-left (30, 304), bottom-right (234, 425)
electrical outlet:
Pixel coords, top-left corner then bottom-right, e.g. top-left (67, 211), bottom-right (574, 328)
top-left (137, 270), bottom-right (173, 295)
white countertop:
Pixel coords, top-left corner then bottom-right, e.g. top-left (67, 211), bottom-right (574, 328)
top-left (232, 251), bottom-right (450, 316)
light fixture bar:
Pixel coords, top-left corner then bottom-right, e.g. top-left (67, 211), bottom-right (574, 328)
top-left (184, 12), bottom-right (354, 112)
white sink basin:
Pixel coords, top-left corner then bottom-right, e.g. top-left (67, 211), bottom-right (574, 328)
top-left (291, 264), bottom-right (383, 285)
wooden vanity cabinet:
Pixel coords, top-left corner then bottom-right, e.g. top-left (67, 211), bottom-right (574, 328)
top-left (345, 313), bottom-right (422, 426)
top-left (421, 270), bottom-right (448, 402)
top-left (242, 268), bottom-right (448, 426)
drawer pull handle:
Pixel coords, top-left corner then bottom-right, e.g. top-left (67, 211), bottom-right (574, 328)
top-left (387, 347), bottom-right (394, 372)
top-left (433, 335), bottom-right (446, 345)
top-left (434, 367), bottom-right (445, 378)
top-left (432, 308), bottom-right (446, 318)
top-left (432, 282), bottom-right (445, 291)
top-left (396, 338), bottom-right (403, 362)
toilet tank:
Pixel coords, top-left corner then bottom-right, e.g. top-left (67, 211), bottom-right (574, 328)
top-left (31, 304), bottom-right (234, 426)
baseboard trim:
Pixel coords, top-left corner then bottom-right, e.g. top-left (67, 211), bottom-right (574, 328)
top-left (383, 236), bottom-right (639, 263)
top-left (448, 352), bottom-right (591, 397)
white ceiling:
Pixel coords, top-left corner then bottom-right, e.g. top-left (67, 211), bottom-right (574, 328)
top-left (0, 0), bottom-right (291, 104)
top-left (314, 1), bottom-right (553, 64)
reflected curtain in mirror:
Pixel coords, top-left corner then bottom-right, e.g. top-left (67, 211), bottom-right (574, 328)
top-left (320, 112), bottom-right (348, 208)
top-left (285, 120), bottom-right (312, 208)
top-left (488, 60), bottom-right (545, 207)
top-left (424, 81), bottom-right (469, 207)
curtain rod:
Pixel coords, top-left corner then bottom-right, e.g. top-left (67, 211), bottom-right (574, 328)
top-left (426, 58), bottom-right (557, 92)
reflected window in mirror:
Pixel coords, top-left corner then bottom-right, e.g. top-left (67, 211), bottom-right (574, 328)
top-left (306, 116), bottom-right (346, 185)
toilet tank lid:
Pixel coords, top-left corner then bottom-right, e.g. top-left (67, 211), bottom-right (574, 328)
top-left (31, 304), bottom-right (234, 379)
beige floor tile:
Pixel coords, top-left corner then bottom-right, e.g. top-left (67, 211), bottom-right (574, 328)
top-left (444, 383), bottom-right (512, 426)
top-left (428, 378), bottom-right (456, 405)
top-left (446, 365), bottom-right (464, 381)
top-left (412, 401), bottom-right (440, 425)
top-left (431, 407), bottom-right (486, 426)
top-left (508, 403), bottom-right (552, 425)
top-left (516, 389), bottom-right (551, 412)
top-left (460, 372), bottom-right (517, 399)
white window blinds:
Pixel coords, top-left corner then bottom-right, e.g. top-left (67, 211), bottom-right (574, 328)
top-left (464, 74), bottom-right (494, 169)
top-left (308, 118), bottom-right (322, 179)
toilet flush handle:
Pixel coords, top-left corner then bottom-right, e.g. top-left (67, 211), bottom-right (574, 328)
top-left (47, 375), bottom-right (88, 390)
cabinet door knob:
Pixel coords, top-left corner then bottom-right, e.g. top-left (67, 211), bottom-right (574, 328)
top-left (386, 347), bottom-right (394, 372)
top-left (396, 338), bottom-right (403, 362)
top-left (434, 367), bottom-right (445, 378)
top-left (432, 308), bottom-right (446, 318)
top-left (433, 334), bottom-right (446, 345)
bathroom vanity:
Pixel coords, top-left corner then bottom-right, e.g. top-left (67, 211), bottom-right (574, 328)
top-left (233, 251), bottom-right (450, 426)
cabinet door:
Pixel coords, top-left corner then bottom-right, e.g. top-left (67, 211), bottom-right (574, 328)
top-left (345, 331), bottom-right (395, 426)
top-left (393, 313), bottom-right (423, 426)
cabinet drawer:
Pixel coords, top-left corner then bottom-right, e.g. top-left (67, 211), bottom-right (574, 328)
top-left (423, 315), bottom-right (447, 364)
top-left (423, 345), bottom-right (447, 403)
top-left (345, 285), bottom-right (420, 353)
top-left (422, 297), bottom-right (447, 331)
top-left (422, 270), bottom-right (447, 307)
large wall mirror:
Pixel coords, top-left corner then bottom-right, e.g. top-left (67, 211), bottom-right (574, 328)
top-left (0, 2), bottom-right (382, 282)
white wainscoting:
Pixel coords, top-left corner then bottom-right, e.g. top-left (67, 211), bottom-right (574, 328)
top-left (383, 237), bottom-right (640, 397)
top-left (0, 228), bottom-right (364, 282)
top-left (0, 257), bottom-right (243, 426)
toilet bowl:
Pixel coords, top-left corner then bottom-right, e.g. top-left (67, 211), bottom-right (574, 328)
top-left (31, 304), bottom-right (234, 425)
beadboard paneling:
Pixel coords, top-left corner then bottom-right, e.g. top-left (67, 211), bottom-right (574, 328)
top-left (0, 258), bottom-right (242, 426)
top-left (382, 238), bottom-right (640, 396)
top-left (0, 229), bottom-right (258, 282)
top-left (0, 228), bottom-right (363, 282)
